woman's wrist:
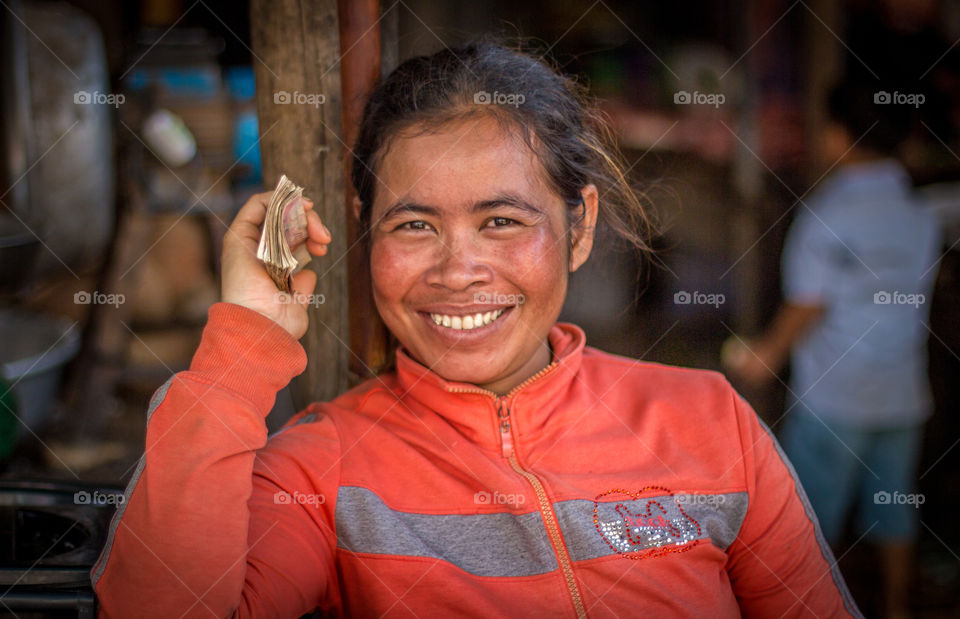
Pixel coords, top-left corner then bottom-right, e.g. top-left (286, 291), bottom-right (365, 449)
top-left (187, 302), bottom-right (308, 414)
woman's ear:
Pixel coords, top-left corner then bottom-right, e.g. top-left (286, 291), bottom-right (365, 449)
top-left (569, 184), bottom-right (599, 272)
top-left (352, 196), bottom-right (364, 221)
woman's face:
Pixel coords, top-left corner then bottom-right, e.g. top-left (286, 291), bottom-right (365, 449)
top-left (368, 115), bottom-right (597, 394)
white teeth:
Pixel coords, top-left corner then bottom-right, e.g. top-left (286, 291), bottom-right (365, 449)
top-left (429, 308), bottom-right (506, 331)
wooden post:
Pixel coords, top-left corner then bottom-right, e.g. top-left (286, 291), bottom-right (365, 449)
top-left (250, 0), bottom-right (349, 407)
top-left (338, 0), bottom-right (391, 380)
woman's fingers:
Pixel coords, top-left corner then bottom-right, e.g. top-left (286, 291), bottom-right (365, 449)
top-left (304, 208), bottom-right (332, 255)
top-left (227, 191), bottom-right (273, 246)
top-left (290, 268), bottom-right (318, 301)
top-left (306, 239), bottom-right (329, 256)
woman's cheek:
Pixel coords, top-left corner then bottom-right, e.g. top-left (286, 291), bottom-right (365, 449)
top-left (495, 230), bottom-right (567, 299)
top-left (370, 241), bottom-right (405, 305)
top-left (370, 239), bottom-right (428, 304)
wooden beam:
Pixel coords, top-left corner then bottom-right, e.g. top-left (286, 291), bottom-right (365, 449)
top-left (250, 0), bottom-right (349, 407)
top-left (338, 0), bottom-right (391, 380)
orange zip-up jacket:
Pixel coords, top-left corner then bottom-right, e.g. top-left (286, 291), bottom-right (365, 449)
top-left (92, 303), bottom-right (862, 618)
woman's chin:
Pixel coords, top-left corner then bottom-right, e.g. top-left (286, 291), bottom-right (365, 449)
top-left (415, 352), bottom-right (508, 388)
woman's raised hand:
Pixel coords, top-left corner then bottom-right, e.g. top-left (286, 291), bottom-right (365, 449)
top-left (220, 190), bottom-right (332, 338)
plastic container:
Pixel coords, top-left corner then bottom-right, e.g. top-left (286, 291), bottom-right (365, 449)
top-left (0, 309), bottom-right (81, 434)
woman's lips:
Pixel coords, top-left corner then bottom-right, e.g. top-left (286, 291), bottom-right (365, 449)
top-left (428, 308), bottom-right (506, 330)
top-left (417, 306), bottom-right (514, 335)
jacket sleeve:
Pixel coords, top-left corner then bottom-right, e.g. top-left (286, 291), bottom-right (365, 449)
top-left (726, 392), bottom-right (863, 618)
top-left (91, 302), bottom-right (340, 617)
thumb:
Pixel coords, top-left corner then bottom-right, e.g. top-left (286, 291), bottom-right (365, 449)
top-left (290, 269), bottom-right (318, 306)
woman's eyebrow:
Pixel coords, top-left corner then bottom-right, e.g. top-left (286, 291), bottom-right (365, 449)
top-left (381, 194), bottom-right (543, 220)
top-left (379, 201), bottom-right (440, 221)
top-left (472, 194), bottom-right (543, 214)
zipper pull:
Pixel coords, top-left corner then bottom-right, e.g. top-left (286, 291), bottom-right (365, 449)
top-left (496, 398), bottom-right (513, 458)
top-left (497, 399), bottom-right (510, 433)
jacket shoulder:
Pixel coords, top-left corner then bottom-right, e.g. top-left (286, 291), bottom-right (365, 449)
top-left (578, 346), bottom-right (743, 425)
top-left (581, 346), bottom-right (735, 394)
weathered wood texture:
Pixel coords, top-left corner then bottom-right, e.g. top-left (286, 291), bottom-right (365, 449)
top-left (338, 0), bottom-right (390, 380)
top-left (251, 0), bottom-right (349, 407)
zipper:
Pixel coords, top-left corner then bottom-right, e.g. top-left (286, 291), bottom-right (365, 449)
top-left (508, 447), bottom-right (587, 619)
top-left (446, 361), bottom-right (557, 458)
top-left (446, 362), bottom-right (587, 618)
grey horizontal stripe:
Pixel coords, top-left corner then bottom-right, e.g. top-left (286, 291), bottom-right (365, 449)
top-left (554, 492), bottom-right (749, 562)
top-left (335, 486), bottom-right (558, 577)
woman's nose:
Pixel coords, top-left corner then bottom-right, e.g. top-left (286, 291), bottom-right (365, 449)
top-left (425, 232), bottom-right (493, 291)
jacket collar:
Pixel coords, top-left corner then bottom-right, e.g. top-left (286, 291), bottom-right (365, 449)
top-left (392, 323), bottom-right (587, 451)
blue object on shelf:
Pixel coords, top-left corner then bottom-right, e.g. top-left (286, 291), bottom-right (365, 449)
top-left (126, 66), bottom-right (221, 98)
top-left (225, 66), bottom-right (256, 101)
top-left (232, 112), bottom-right (262, 184)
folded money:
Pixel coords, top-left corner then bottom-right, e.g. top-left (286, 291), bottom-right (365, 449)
top-left (256, 174), bottom-right (312, 293)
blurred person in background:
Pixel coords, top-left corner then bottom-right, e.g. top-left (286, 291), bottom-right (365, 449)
top-left (726, 80), bottom-right (942, 619)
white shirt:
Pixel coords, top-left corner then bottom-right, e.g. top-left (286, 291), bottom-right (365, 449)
top-left (783, 159), bottom-right (941, 427)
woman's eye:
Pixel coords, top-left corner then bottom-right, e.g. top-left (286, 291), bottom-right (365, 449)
top-left (486, 216), bottom-right (516, 228)
top-left (397, 220), bottom-right (430, 231)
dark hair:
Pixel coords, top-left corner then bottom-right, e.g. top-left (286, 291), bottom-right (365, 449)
top-left (351, 42), bottom-right (653, 255)
top-left (826, 79), bottom-right (913, 155)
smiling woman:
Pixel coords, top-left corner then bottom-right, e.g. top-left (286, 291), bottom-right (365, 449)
top-left (92, 44), bottom-right (863, 618)
top-left (368, 115), bottom-right (594, 395)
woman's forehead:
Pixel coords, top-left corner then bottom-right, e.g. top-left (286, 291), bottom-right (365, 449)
top-left (371, 115), bottom-right (555, 209)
